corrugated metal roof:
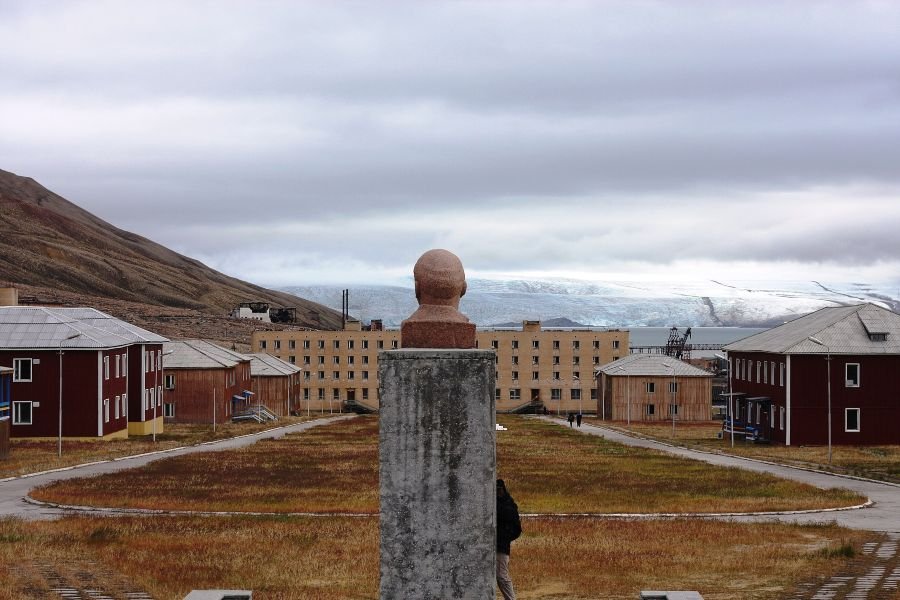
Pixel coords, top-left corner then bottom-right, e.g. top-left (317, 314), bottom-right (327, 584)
top-left (595, 353), bottom-right (713, 377)
top-left (0, 306), bottom-right (168, 349)
top-left (163, 340), bottom-right (250, 369)
top-left (248, 353), bottom-right (302, 376)
top-left (723, 303), bottom-right (900, 354)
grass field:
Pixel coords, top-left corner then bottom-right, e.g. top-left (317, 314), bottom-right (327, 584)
top-left (30, 415), bottom-right (864, 514)
top-left (589, 419), bottom-right (900, 484)
top-left (0, 515), bottom-right (881, 600)
top-left (0, 415), bottom-right (330, 479)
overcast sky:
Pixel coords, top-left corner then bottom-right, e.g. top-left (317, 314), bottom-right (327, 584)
top-left (2, 1), bottom-right (899, 287)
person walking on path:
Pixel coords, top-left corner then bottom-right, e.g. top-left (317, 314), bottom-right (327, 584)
top-left (567, 412), bottom-right (575, 427)
top-left (496, 479), bottom-right (522, 600)
top-left (576, 412), bottom-right (583, 427)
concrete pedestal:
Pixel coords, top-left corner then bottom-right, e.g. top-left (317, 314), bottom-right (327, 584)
top-left (379, 349), bottom-right (496, 600)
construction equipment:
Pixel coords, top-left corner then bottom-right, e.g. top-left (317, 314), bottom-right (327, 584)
top-left (664, 326), bottom-right (692, 360)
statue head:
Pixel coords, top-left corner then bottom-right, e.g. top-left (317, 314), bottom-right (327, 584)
top-left (413, 249), bottom-right (467, 309)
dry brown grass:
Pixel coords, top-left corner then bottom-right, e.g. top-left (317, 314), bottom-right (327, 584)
top-left (32, 415), bottom-right (862, 514)
top-left (589, 419), bottom-right (900, 484)
top-left (0, 415), bottom-right (331, 479)
top-left (0, 515), bottom-right (880, 599)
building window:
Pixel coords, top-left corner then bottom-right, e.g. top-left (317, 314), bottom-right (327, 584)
top-left (572, 356), bottom-right (580, 365)
top-left (495, 388), bottom-right (501, 400)
top-left (12, 358), bottom-right (32, 382)
top-left (645, 382), bottom-right (655, 393)
top-left (512, 356), bottom-right (519, 366)
top-left (164, 403), bottom-right (175, 417)
top-left (756, 361), bottom-right (761, 383)
top-left (348, 356), bottom-right (355, 365)
top-left (304, 372), bottom-right (311, 381)
top-left (532, 340), bottom-right (539, 349)
top-left (104, 398), bottom-right (110, 423)
top-left (303, 356), bottom-right (310, 365)
top-left (362, 340), bottom-right (369, 350)
top-left (303, 388), bottom-right (310, 400)
top-left (362, 371), bottom-right (369, 380)
top-left (104, 356), bottom-right (110, 380)
top-left (333, 340), bottom-right (340, 350)
top-left (780, 407), bottom-right (785, 430)
top-left (289, 340), bottom-right (296, 350)
top-left (572, 340), bottom-right (580, 350)
top-left (552, 356), bottom-right (559, 365)
top-left (646, 404), bottom-right (655, 416)
top-left (363, 388), bottom-right (370, 400)
top-left (318, 340), bottom-right (325, 350)
top-left (492, 340), bottom-right (499, 349)
top-left (612, 340), bottom-right (620, 350)
top-left (259, 340), bottom-right (267, 350)
top-left (511, 371), bottom-right (519, 381)
top-left (377, 340), bottom-right (384, 349)
top-left (668, 382), bottom-right (678, 393)
top-left (333, 371), bottom-right (340, 379)
top-left (348, 371), bottom-right (355, 380)
top-left (510, 389), bottom-right (521, 400)
top-left (318, 371), bottom-right (325, 380)
top-left (303, 340), bottom-right (310, 349)
top-left (845, 363), bottom-right (860, 387)
top-left (531, 356), bottom-right (539, 365)
top-left (770, 362), bottom-right (775, 385)
top-left (289, 356), bottom-right (296, 364)
top-left (553, 372), bottom-right (560, 380)
top-left (571, 389), bottom-right (581, 400)
top-left (318, 356), bottom-right (325, 365)
top-left (532, 371), bottom-right (539, 380)
top-left (13, 401), bottom-right (33, 425)
top-left (593, 357), bottom-right (600, 365)
top-left (551, 389), bottom-right (561, 400)
top-left (590, 388), bottom-right (598, 400)
top-left (164, 374), bottom-right (175, 389)
top-left (391, 340), bottom-right (399, 349)
top-left (333, 356), bottom-right (340, 365)
top-left (780, 363), bottom-right (785, 386)
top-left (669, 404), bottom-right (679, 416)
top-left (763, 361), bottom-right (768, 384)
top-left (573, 371), bottom-right (580, 379)
top-left (274, 340), bottom-right (281, 350)
top-left (512, 340), bottom-right (519, 350)
top-left (318, 389), bottom-right (325, 400)
top-left (593, 341), bottom-right (600, 350)
top-left (115, 395), bottom-right (120, 419)
top-left (332, 389), bottom-right (340, 401)
top-left (115, 355), bottom-right (121, 378)
top-left (348, 340), bottom-right (354, 349)
top-left (552, 340), bottom-right (560, 350)
top-left (845, 408), bottom-right (860, 432)
top-left (363, 356), bottom-right (369, 365)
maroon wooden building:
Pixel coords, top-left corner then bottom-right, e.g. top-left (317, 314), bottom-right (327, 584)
top-left (0, 307), bottom-right (168, 439)
top-left (162, 340), bottom-right (252, 424)
top-left (0, 366), bottom-right (11, 458)
top-left (247, 353), bottom-right (302, 417)
top-left (723, 303), bottom-right (900, 446)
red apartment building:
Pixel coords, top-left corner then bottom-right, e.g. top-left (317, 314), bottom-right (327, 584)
top-left (723, 303), bottom-right (900, 445)
top-left (0, 307), bottom-right (168, 439)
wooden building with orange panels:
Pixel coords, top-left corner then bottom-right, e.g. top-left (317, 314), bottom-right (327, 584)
top-left (596, 354), bottom-right (713, 422)
top-left (162, 340), bottom-right (252, 425)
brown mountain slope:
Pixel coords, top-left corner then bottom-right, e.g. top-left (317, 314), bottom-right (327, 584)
top-left (0, 168), bottom-right (342, 335)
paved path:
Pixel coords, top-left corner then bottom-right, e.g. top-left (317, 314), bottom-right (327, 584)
top-left (543, 417), bottom-right (900, 534)
top-left (0, 414), bottom-right (356, 520)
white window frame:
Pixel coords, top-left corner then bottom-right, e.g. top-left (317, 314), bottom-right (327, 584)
top-left (669, 404), bottom-right (678, 416)
top-left (668, 381), bottom-right (678, 394)
top-left (12, 358), bottom-right (32, 382)
top-left (645, 382), bottom-right (655, 393)
top-left (845, 363), bottom-right (860, 388)
top-left (115, 354), bottom-right (121, 378)
top-left (104, 356), bottom-right (110, 380)
top-left (104, 398), bottom-right (110, 423)
top-left (509, 389), bottom-right (521, 401)
top-left (570, 388), bottom-right (581, 400)
top-left (115, 395), bottom-right (120, 419)
top-left (164, 403), bottom-right (175, 418)
top-left (646, 404), bottom-right (655, 416)
top-left (12, 401), bottom-right (32, 425)
top-left (845, 408), bottom-right (860, 432)
top-left (780, 407), bottom-right (785, 430)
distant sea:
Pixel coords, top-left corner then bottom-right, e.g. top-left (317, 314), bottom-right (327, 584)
top-left (627, 326), bottom-right (766, 356)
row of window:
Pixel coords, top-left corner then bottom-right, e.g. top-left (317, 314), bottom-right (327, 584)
top-left (263, 338), bottom-right (620, 352)
top-left (12, 350), bottom-right (160, 383)
top-left (734, 358), bottom-right (861, 388)
top-left (13, 393), bottom-right (132, 426)
top-left (640, 382), bottom-right (678, 393)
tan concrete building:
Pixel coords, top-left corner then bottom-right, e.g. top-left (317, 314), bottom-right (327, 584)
top-left (251, 320), bottom-right (628, 413)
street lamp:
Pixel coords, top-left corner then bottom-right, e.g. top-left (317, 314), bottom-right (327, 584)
top-left (715, 353), bottom-right (734, 448)
top-left (663, 361), bottom-right (676, 437)
top-left (807, 336), bottom-right (832, 464)
top-left (58, 331), bottom-right (83, 457)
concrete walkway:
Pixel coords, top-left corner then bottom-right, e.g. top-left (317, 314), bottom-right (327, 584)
top-left (543, 417), bottom-right (900, 534)
top-left (0, 414), bottom-right (357, 520)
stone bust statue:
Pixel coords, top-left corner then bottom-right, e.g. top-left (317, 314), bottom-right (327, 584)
top-left (400, 249), bottom-right (476, 348)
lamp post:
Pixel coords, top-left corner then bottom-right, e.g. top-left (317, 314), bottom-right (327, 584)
top-left (716, 353), bottom-right (734, 448)
top-left (153, 349), bottom-right (172, 443)
top-left (58, 331), bottom-right (82, 458)
top-left (807, 336), bottom-right (832, 464)
top-left (663, 361), bottom-right (676, 437)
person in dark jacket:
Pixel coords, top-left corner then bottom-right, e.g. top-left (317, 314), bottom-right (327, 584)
top-left (496, 478), bottom-right (521, 600)
top-left (576, 412), bottom-right (583, 427)
top-left (567, 412), bottom-right (575, 427)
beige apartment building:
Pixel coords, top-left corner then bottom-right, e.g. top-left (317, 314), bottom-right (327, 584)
top-left (251, 320), bottom-right (628, 414)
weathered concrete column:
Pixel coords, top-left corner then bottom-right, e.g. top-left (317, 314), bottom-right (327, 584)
top-left (379, 349), bottom-right (496, 599)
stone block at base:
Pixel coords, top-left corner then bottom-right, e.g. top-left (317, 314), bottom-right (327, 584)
top-left (379, 349), bottom-right (496, 600)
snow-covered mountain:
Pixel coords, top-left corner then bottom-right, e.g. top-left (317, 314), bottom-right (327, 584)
top-left (281, 278), bottom-right (900, 328)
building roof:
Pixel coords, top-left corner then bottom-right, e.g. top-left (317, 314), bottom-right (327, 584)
top-left (247, 353), bottom-right (302, 377)
top-left (722, 303), bottom-right (900, 355)
top-left (595, 353), bottom-right (713, 377)
top-left (0, 306), bottom-right (168, 349)
top-left (164, 340), bottom-right (250, 369)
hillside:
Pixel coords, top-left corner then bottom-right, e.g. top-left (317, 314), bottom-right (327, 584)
top-left (0, 168), bottom-right (342, 343)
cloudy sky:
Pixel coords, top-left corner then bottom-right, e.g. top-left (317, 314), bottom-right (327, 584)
top-left (2, 1), bottom-right (899, 287)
